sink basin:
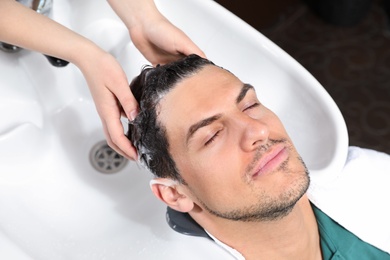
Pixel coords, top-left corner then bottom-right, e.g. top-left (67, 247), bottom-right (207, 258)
top-left (0, 0), bottom-right (348, 259)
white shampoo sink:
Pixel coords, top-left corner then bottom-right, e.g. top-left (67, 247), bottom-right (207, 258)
top-left (0, 0), bottom-right (348, 259)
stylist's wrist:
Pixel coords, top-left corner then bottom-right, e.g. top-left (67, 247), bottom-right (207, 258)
top-left (68, 39), bottom-right (105, 70)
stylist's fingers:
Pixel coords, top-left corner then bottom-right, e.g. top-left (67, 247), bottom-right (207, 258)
top-left (103, 115), bottom-right (138, 161)
top-left (94, 66), bottom-right (138, 159)
top-left (102, 78), bottom-right (139, 159)
top-left (108, 68), bottom-right (139, 121)
top-left (175, 34), bottom-right (206, 59)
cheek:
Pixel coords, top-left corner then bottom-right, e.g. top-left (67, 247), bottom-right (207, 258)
top-left (179, 149), bottom-right (244, 198)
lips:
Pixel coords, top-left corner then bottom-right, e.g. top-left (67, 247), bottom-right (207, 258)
top-left (250, 144), bottom-right (289, 178)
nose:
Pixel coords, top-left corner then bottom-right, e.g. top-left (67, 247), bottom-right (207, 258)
top-left (236, 115), bottom-right (270, 152)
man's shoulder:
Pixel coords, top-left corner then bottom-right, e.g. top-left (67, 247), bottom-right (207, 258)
top-left (308, 146), bottom-right (390, 254)
top-left (312, 203), bottom-right (390, 259)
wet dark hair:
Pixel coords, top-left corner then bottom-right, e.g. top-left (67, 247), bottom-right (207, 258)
top-left (127, 54), bottom-right (215, 183)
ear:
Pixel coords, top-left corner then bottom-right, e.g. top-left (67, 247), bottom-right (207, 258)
top-left (150, 178), bottom-right (194, 213)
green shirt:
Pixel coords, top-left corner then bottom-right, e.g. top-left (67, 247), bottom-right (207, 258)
top-left (312, 204), bottom-right (390, 259)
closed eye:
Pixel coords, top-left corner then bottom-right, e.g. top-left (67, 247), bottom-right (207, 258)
top-left (244, 102), bottom-right (260, 111)
top-left (205, 130), bottom-right (220, 146)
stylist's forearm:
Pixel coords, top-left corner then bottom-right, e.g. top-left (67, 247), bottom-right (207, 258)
top-left (107, 0), bottom-right (161, 29)
top-left (0, 0), bottom-right (102, 65)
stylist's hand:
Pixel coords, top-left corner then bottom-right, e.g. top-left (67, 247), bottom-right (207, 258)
top-left (77, 46), bottom-right (138, 160)
top-left (129, 14), bottom-right (206, 65)
top-left (0, 0), bottom-right (139, 160)
top-left (108, 0), bottom-right (205, 66)
top-left (81, 19), bottom-right (205, 161)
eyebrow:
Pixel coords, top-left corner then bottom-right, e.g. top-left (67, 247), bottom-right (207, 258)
top-left (186, 83), bottom-right (255, 145)
top-left (236, 83), bottom-right (254, 103)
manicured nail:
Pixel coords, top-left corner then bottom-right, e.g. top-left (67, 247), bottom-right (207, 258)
top-left (129, 109), bottom-right (138, 121)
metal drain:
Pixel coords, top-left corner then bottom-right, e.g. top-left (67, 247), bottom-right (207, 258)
top-left (90, 141), bottom-right (128, 174)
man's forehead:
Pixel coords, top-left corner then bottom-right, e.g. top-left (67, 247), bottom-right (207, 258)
top-left (169, 66), bottom-right (240, 98)
top-left (159, 66), bottom-right (241, 114)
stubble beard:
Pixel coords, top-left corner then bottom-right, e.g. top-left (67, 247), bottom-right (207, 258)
top-left (194, 140), bottom-right (310, 222)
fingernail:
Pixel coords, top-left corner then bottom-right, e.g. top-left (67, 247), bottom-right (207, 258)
top-left (129, 109), bottom-right (138, 121)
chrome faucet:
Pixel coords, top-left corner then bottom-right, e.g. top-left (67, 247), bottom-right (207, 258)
top-left (18, 0), bottom-right (53, 15)
top-left (0, 0), bottom-right (69, 67)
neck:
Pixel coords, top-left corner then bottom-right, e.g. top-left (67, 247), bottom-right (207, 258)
top-left (191, 196), bottom-right (321, 260)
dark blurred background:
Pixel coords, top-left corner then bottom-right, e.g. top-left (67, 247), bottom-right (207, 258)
top-left (215, 0), bottom-right (390, 154)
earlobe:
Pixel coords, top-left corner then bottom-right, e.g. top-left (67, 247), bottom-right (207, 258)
top-left (150, 178), bottom-right (194, 213)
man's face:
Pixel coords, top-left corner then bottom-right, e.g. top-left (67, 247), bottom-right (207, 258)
top-left (158, 65), bottom-right (309, 222)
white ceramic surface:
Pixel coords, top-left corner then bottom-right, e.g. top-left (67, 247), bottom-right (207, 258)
top-left (0, 0), bottom-right (348, 259)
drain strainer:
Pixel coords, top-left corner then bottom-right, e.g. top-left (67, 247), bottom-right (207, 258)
top-left (90, 141), bottom-right (128, 173)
